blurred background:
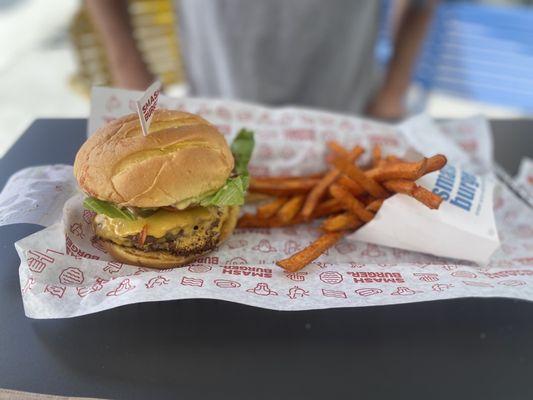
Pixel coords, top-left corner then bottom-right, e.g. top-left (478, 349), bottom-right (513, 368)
top-left (0, 0), bottom-right (532, 158)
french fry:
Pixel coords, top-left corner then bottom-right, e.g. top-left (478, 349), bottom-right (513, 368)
top-left (425, 154), bottom-right (447, 174)
top-left (276, 232), bottom-right (344, 272)
top-left (300, 169), bottom-right (341, 219)
top-left (383, 179), bottom-right (443, 209)
top-left (245, 192), bottom-right (273, 203)
top-left (366, 198), bottom-right (384, 213)
top-left (277, 195), bottom-right (305, 223)
top-left (322, 212), bottom-right (362, 232)
top-left (327, 141), bottom-right (352, 158)
top-left (350, 145), bottom-right (365, 160)
top-left (240, 145), bottom-right (448, 272)
top-left (337, 175), bottom-right (365, 197)
top-left (249, 177), bottom-right (320, 196)
top-left (385, 154), bottom-right (402, 164)
top-left (237, 213), bottom-right (305, 228)
top-left (366, 158), bottom-right (428, 182)
top-left (383, 179), bottom-right (415, 194)
top-left (301, 145), bottom-right (364, 219)
top-left (372, 144), bottom-right (382, 167)
top-left (252, 173), bottom-right (324, 181)
top-left (257, 197), bottom-right (288, 219)
top-left (313, 199), bottom-right (344, 218)
top-left (237, 199), bottom-right (343, 228)
top-left (413, 186), bottom-right (443, 209)
top-left (329, 184), bottom-right (375, 222)
top-left (331, 156), bottom-right (388, 198)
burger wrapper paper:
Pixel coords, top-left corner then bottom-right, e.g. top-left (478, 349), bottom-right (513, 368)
top-left (0, 87), bottom-right (531, 318)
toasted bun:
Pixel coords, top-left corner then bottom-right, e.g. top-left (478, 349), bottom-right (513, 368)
top-left (102, 205), bottom-right (240, 269)
top-left (74, 109), bottom-right (234, 207)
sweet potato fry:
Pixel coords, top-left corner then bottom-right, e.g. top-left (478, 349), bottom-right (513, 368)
top-left (350, 145), bottom-right (365, 160)
top-left (276, 232), bottom-right (344, 272)
top-left (252, 173), bottom-right (324, 181)
top-left (313, 199), bottom-right (344, 218)
top-left (249, 177), bottom-right (320, 196)
top-left (300, 169), bottom-right (341, 219)
top-left (366, 198), bottom-right (384, 213)
top-left (322, 212), bottom-right (362, 232)
top-left (237, 213), bottom-right (303, 228)
top-left (372, 144), bottom-right (382, 167)
top-left (301, 145), bottom-right (364, 219)
top-left (327, 141), bottom-right (352, 158)
top-left (383, 179), bottom-right (416, 194)
top-left (366, 158), bottom-right (428, 182)
top-left (383, 179), bottom-right (443, 209)
top-left (331, 157), bottom-right (388, 198)
top-left (425, 154), bottom-right (447, 174)
top-left (329, 184), bottom-right (375, 222)
top-left (385, 155), bottom-right (402, 164)
top-left (257, 197), bottom-right (288, 219)
top-left (238, 199), bottom-right (344, 229)
top-left (245, 192), bottom-right (273, 203)
top-left (277, 195), bottom-right (305, 223)
top-left (413, 186), bottom-right (443, 209)
top-left (337, 175), bottom-right (365, 197)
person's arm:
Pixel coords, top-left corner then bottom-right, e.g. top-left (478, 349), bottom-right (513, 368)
top-left (366, 0), bottom-right (438, 120)
top-left (85, 0), bottom-right (154, 89)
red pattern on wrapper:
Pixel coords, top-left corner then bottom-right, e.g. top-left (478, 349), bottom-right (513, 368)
top-left (391, 287), bottom-right (421, 296)
top-left (106, 279), bottom-right (135, 296)
top-left (246, 283), bottom-right (278, 296)
top-left (432, 283), bottom-right (453, 292)
top-left (27, 250), bottom-right (54, 273)
top-left (287, 286), bottom-right (309, 299)
top-left (413, 273), bottom-right (439, 282)
top-left (354, 288), bottom-right (383, 297)
top-left (321, 289), bottom-right (347, 299)
top-left (284, 271), bottom-right (308, 282)
top-left (103, 262), bottom-right (123, 274)
top-left (77, 277), bottom-right (107, 298)
top-left (146, 276), bottom-right (170, 288)
top-left (319, 271), bottom-right (343, 285)
top-left (214, 279), bottom-right (241, 289)
top-left (188, 265), bottom-right (212, 273)
top-left (21, 277), bottom-right (35, 294)
top-left (59, 267), bottom-right (84, 285)
top-left (181, 277), bottom-right (203, 287)
top-left (45, 285), bottom-right (66, 298)
top-left (10, 92), bottom-right (533, 318)
top-left (252, 239), bottom-right (277, 253)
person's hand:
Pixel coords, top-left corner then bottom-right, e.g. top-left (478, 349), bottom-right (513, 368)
top-left (110, 58), bottom-right (155, 90)
top-left (365, 89), bottom-right (406, 121)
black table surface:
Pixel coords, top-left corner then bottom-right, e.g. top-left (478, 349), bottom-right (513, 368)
top-left (0, 119), bottom-right (532, 400)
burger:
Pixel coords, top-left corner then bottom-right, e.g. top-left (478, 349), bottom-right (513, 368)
top-left (74, 109), bottom-right (254, 268)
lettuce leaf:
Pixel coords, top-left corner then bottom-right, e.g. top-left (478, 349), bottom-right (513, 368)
top-left (199, 175), bottom-right (250, 207)
top-left (83, 197), bottom-right (136, 221)
top-left (200, 129), bottom-right (255, 206)
top-left (230, 129), bottom-right (255, 176)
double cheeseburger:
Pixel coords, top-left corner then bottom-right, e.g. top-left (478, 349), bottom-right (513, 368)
top-left (74, 109), bottom-right (253, 268)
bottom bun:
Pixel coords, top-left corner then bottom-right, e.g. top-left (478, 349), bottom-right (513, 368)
top-left (103, 206), bottom-right (240, 269)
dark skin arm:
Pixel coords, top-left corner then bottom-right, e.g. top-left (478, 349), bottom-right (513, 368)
top-left (367, 0), bottom-right (438, 120)
top-left (87, 0), bottom-right (436, 114)
top-left (85, 0), bottom-right (153, 89)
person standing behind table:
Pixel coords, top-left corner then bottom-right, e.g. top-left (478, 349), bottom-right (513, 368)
top-left (86, 0), bottom-right (436, 120)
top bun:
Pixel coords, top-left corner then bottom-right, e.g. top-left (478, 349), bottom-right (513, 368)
top-left (74, 109), bottom-right (234, 207)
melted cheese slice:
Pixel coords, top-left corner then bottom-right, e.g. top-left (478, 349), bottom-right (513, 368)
top-left (95, 207), bottom-right (221, 239)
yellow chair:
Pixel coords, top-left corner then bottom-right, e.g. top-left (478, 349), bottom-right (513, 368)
top-left (69, 0), bottom-right (184, 96)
